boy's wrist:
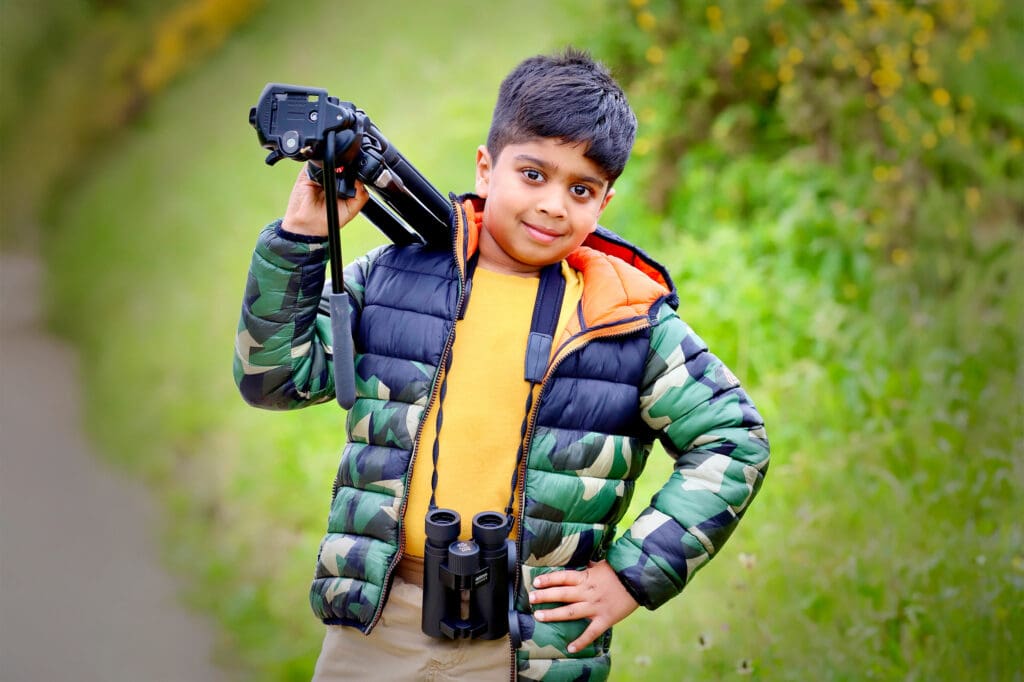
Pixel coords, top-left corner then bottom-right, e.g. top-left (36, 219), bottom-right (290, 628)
top-left (276, 219), bottom-right (329, 244)
top-left (609, 564), bottom-right (648, 609)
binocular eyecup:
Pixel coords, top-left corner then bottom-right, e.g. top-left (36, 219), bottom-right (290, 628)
top-left (421, 509), bottom-right (517, 642)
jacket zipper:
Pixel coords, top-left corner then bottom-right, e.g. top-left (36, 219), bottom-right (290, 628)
top-left (365, 196), bottom-right (468, 632)
top-left (507, 317), bottom-right (652, 680)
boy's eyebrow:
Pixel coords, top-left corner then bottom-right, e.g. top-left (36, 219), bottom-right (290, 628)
top-left (514, 154), bottom-right (606, 187)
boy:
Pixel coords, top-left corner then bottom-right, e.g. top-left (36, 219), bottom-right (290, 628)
top-left (235, 49), bottom-right (769, 681)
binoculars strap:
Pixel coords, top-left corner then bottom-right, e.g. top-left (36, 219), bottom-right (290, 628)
top-left (427, 261), bottom-right (567, 519)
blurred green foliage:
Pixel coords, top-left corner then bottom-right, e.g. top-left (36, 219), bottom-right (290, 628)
top-left (593, 1), bottom-right (1023, 679)
top-left (7, 0), bottom-right (1022, 680)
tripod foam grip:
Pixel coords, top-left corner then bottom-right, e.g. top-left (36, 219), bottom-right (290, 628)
top-left (330, 292), bottom-right (357, 409)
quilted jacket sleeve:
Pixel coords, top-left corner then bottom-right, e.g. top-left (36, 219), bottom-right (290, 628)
top-left (605, 303), bottom-right (770, 609)
top-left (232, 220), bottom-right (377, 410)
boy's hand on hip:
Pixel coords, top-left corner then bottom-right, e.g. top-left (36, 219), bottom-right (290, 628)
top-left (528, 560), bottom-right (639, 653)
top-left (281, 163), bottom-right (369, 238)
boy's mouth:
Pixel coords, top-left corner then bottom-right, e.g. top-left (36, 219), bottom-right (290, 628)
top-left (523, 222), bottom-right (560, 244)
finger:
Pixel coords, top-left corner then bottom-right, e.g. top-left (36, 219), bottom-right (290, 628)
top-left (529, 585), bottom-right (580, 605)
top-left (532, 601), bottom-right (594, 623)
top-left (567, 620), bottom-right (608, 654)
top-left (533, 570), bottom-right (585, 589)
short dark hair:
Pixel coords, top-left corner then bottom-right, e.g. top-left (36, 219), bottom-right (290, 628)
top-left (486, 47), bottom-right (637, 184)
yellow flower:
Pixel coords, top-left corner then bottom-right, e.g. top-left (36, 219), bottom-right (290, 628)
top-left (873, 165), bottom-right (890, 182)
top-left (921, 131), bottom-right (938, 149)
top-left (645, 45), bottom-right (664, 64)
top-left (959, 95), bottom-right (975, 111)
top-left (913, 48), bottom-right (929, 65)
top-left (965, 187), bottom-right (981, 211)
top-left (1010, 137), bottom-right (1023, 154)
top-left (932, 88), bottom-right (951, 107)
top-left (732, 36), bottom-right (751, 55)
top-left (629, 0), bottom-right (648, 7)
top-left (938, 117), bottom-right (955, 136)
top-left (890, 248), bottom-right (910, 266)
top-left (706, 5), bottom-right (724, 32)
top-left (870, 0), bottom-right (891, 20)
top-left (916, 66), bottom-right (938, 84)
top-left (770, 22), bottom-right (788, 46)
top-left (765, 0), bottom-right (785, 12)
top-left (637, 10), bottom-right (656, 31)
top-left (787, 46), bottom-right (804, 64)
top-left (871, 67), bottom-right (902, 96)
top-left (842, 0), bottom-right (859, 16)
top-left (778, 63), bottom-right (795, 84)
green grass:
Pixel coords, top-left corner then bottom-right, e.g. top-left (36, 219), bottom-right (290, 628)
top-left (40, 0), bottom-right (1024, 680)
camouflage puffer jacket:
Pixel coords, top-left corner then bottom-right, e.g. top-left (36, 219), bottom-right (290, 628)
top-left (234, 196), bottom-right (769, 681)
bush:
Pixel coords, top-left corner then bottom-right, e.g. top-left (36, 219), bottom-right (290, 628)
top-left (593, 1), bottom-right (1023, 679)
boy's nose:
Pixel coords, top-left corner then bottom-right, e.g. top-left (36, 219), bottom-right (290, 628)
top-left (536, 189), bottom-right (567, 219)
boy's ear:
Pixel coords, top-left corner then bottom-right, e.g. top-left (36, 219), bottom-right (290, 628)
top-left (475, 145), bottom-right (492, 198)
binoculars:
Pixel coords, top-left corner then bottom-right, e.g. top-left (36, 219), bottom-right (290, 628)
top-left (422, 509), bottom-right (517, 641)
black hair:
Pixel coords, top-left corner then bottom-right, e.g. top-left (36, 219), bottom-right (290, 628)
top-left (486, 47), bottom-right (637, 184)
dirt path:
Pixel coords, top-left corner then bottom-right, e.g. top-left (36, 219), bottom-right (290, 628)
top-left (0, 253), bottom-right (227, 682)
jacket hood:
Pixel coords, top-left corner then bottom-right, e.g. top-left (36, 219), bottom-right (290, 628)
top-left (455, 195), bottom-right (679, 330)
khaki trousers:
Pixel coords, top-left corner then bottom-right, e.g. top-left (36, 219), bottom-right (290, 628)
top-left (311, 576), bottom-right (511, 681)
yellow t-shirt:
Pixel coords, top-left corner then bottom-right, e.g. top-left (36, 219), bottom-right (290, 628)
top-left (403, 262), bottom-right (583, 557)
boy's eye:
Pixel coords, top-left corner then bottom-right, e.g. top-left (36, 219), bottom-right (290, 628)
top-left (570, 184), bottom-right (593, 198)
top-left (523, 169), bottom-right (543, 182)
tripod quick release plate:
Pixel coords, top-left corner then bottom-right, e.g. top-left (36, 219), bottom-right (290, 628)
top-left (249, 83), bottom-right (359, 166)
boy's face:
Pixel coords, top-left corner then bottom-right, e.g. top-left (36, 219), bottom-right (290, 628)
top-left (474, 138), bottom-right (614, 276)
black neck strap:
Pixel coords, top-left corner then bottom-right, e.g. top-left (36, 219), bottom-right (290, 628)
top-left (428, 261), bottom-right (567, 518)
top-left (525, 263), bottom-right (567, 382)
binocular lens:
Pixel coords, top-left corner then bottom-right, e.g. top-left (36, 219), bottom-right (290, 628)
top-left (472, 511), bottom-right (509, 547)
top-left (425, 508), bottom-right (461, 546)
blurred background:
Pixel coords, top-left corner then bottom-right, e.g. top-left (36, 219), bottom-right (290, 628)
top-left (1, 0), bottom-right (1021, 680)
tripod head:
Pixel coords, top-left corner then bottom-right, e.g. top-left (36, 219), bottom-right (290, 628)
top-left (250, 83), bottom-right (452, 247)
